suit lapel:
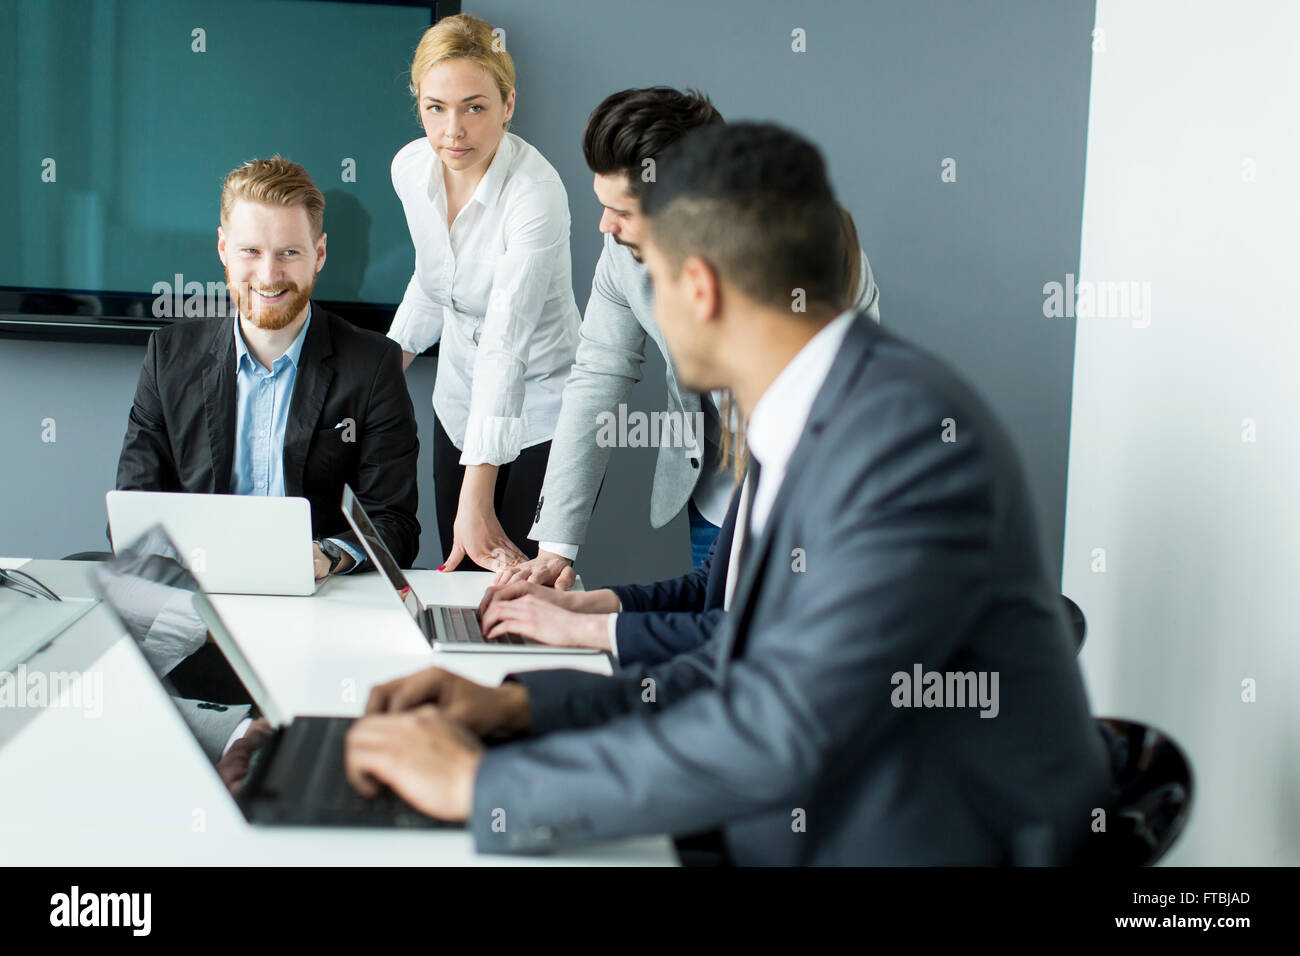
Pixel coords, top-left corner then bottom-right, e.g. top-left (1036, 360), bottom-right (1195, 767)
top-left (202, 319), bottom-right (237, 493)
top-left (719, 315), bottom-right (878, 662)
top-left (283, 306), bottom-right (334, 497)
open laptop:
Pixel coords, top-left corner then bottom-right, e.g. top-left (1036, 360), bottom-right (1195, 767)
top-left (90, 526), bottom-right (452, 829)
top-left (340, 484), bottom-right (600, 655)
top-left (106, 490), bottom-right (326, 596)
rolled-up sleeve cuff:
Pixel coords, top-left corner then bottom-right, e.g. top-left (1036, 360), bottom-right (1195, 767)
top-left (387, 304), bottom-right (442, 355)
top-left (459, 415), bottom-right (525, 466)
top-left (387, 276), bottom-right (444, 354)
top-left (386, 323), bottom-right (415, 355)
top-left (141, 591), bottom-right (210, 677)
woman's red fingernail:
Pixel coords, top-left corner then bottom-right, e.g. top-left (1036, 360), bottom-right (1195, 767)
top-left (437, 565), bottom-right (445, 571)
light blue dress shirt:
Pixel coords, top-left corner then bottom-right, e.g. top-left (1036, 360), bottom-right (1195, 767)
top-left (231, 309), bottom-right (363, 570)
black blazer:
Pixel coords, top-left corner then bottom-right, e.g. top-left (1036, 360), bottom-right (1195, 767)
top-left (606, 480), bottom-right (741, 666)
top-left (115, 305), bottom-right (421, 567)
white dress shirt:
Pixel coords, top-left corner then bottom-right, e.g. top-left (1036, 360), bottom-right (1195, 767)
top-left (729, 309), bottom-right (858, 602)
top-left (387, 133), bottom-right (581, 466)
top-left (722, 473), bottom-right (753, 612)
top-left (230, 310), bottom-right (362, 570)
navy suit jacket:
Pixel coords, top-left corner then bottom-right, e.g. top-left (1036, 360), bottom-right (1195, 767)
top-left (606, 481), bottom-right (742, 667)
top-left (474, 312), bottom-right (1111, 864)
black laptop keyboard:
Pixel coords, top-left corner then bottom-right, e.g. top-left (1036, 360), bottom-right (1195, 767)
top-left (261, 717), bottom-right (438, 826)
top-left (435, 605), bottom-right (527, 645)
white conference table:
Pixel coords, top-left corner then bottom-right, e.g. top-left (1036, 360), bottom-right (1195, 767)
top-left (0, 558), bottom-right (676, 866)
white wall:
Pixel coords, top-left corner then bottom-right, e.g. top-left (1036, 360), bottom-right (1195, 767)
top-left (1065, 0), bottom-right (1300, 865)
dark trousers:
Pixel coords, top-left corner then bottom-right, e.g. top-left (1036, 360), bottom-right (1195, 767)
top-left (432, 415), bottom-right (549, 572)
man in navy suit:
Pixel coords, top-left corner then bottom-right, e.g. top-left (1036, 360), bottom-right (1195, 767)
top-left (343, 123), bottom-right (1110, 865)
top-left (475, 479), bottom-right (744, 666)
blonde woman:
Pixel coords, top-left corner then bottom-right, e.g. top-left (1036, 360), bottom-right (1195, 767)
top-left (387, 14), bottom-right (580, 572)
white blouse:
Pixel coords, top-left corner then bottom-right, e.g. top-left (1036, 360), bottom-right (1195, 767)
top-left (387, 132), bottom-right (581, 466)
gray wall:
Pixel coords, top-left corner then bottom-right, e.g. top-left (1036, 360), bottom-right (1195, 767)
top-left (0, 0), bottom-right (1095, 591)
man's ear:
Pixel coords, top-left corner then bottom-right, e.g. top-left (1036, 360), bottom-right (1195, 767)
top-left (216, 225), bottom-right (227, 267)
top-left (315, 232), bottom-right (327, 273)
top-left (683, 255), bottom-right (720, 325)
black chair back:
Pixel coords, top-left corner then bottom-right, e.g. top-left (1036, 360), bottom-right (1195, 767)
top-left (1062, 594), bottom-right (1086, 652)
top-left (1093, 718), bottom-right (1193, 866)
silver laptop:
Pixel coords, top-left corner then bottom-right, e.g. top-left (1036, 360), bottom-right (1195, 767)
top-left (106, 490), bottom-right (326, 596)
top-left (340, 484), bottom-right (600, 655)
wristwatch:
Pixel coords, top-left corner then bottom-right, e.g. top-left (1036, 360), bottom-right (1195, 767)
top-left (314, 538), bottom-right (344, 575)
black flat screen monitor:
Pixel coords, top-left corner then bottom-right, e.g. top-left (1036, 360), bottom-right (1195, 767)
top-left (0, 0), bottom-right (457, 343)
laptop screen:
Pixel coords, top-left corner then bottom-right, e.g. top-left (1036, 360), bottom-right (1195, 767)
top-left (341, 485), bottom-right (425, 623)
top-left (89, 525), bottom-right (271, 788)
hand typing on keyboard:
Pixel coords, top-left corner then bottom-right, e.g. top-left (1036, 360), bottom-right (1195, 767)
top-left (476, 580), bottom-right (616, 651)
top-left (362, 666), bottom-right (531, 737)
top-left (344, 705), bottom-right (484, 822)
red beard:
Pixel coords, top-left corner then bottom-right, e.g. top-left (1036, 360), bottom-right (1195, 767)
top-left (226, 267), bottom-right (314, 331)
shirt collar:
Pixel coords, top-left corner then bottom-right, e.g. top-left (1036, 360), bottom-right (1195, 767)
top-left (234, 305), bottom-right (312, 374)
top-left (426, 132), bottom-right (516, 209)
top-left (746, 309), bottom-right (857, 474)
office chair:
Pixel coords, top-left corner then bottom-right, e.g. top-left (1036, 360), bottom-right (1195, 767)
top-left (1061, 594), bottom-right (1086, 652)
top-left (1093, 718), bottom-right (1193, 866)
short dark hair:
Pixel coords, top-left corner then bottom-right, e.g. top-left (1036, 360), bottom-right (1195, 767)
top-left (582, 88), bottom-right (724, 198)
top-left (641, 123), bottom-right (845, 315)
